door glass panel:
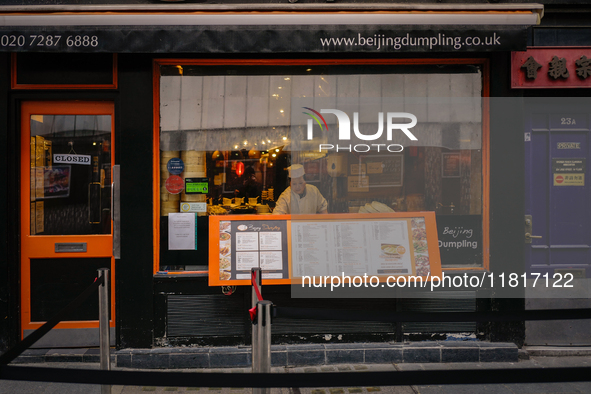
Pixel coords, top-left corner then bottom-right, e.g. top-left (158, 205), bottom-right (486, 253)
top-left (29, 114), bottom-right (112, 235)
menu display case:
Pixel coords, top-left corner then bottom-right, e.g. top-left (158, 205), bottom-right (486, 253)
top-left (209, 212), bottom-right (442, 286)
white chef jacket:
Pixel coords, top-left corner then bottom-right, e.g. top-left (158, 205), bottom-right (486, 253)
top-left (272, 184), bottom-right (328, 215)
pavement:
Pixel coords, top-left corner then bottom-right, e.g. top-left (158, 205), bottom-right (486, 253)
top-left (12, 342), bottom-right (523, 368)
top-left (2, 356), bottom-right (591, 394)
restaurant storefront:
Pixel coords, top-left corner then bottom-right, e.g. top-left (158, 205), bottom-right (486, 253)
top-left (0, 2), bottom-right (547, 351)
top-left (510, 7), bottom-right (591, 345)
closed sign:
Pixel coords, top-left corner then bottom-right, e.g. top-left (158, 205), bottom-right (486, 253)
top-left (54, 154), bottom-right (91, 165)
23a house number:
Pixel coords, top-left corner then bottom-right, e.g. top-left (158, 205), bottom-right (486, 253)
top-left (561, 117), bottom-right (576, 125)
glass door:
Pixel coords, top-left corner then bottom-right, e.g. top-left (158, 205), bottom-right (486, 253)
top-left (20, 101), bottom-right (115, 347)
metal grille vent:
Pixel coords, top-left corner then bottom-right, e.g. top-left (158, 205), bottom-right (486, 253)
top-left (401, 292), bottom-right (477, 333)
top-left (167, 294), bottom-right (245, 337)
top-left (270, 295), bottom-right (394, 335)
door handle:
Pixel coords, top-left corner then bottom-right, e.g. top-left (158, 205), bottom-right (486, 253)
top-left (112, 165), bottom-right (121, 259)
top-left (524, 215), bottom-right (543, 244)
top-left (525, 232), bottom-right (543, 241)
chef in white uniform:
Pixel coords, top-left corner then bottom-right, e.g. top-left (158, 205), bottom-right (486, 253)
top-left (272, 164), bottom-right (328, 215)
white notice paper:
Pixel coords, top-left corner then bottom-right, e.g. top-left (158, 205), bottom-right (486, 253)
top-left (236, 252), bottom-right (259, 271)
top-left (260, 251), bottom-right (283, 270)
top-left (259, 232), bottom-right (282, 251)
top-left (236, 232), bottom-right (259, 251)
top-left (168, 213), bottom-right (196, 250)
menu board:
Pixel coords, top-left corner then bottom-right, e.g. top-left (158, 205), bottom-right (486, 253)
top-left (291, 216), bottom-right (432, 278)
top-left (215, 218), bottom-right (289, 284)
top-left (209, 213), bottom-right (441, 286)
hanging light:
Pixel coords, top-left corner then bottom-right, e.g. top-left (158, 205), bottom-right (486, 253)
top-left (236, 161), bottom-right (245, 176)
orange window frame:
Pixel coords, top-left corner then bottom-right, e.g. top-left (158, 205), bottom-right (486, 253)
top-left (152, 58), bottom-right (491, 275)
top-left (11, 53), bottom-right (118, 90)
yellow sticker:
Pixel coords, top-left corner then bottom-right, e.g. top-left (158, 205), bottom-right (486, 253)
top-left (554, 173), bottom-right (584, 186)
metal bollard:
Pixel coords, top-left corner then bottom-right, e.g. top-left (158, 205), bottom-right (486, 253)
top-left (98, 268), bottom-right (111, 394)
top-left (251, 268), bottom-right (262, 373)
top-left (254, 300), bottom-right (272, 394)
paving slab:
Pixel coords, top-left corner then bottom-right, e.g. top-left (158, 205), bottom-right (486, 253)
top-left (14, 342), bottom-right (520, 369)
top-left (3, 357), bottom-right (591, 394)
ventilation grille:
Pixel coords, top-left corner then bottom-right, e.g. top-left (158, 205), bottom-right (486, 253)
top-left (269, 294), bottom-right (395, 335)
top-left (167, 293), bottom-right (476, 337)
top-left (167, 295), bottom-right (245, 337)
top-left (401, 292), bottom-right (477, 333)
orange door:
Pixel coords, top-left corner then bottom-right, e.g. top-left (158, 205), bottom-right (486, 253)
top-left (20, 101), bottom-right (115, 347)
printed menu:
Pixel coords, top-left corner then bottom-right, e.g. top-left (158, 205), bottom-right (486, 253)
top-left (218, 220), bottom-right (289, 281)
top-left (209, 213), bottom-right (440, 286)
top-left (291, 217), bottom-right (430, 278)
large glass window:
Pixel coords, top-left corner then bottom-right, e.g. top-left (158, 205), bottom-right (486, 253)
top-left (156, 61), bottom-right (487, 272)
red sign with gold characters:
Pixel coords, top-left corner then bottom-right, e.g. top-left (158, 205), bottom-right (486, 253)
top-left (511, 47), bottom-right (591, 89)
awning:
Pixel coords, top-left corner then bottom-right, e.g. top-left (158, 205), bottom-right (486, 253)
top-left (0, 4), bottom-right (543, 53)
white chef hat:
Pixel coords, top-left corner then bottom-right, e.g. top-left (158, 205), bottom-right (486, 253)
top-left (287, 164), bottom-right (305, 178)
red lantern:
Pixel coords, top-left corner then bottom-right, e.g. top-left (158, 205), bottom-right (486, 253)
top-left (236, 161), bottom-right (245, 176)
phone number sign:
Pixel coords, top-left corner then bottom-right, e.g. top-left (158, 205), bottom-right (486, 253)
top-left (1, 33), bottom-right (99, 51)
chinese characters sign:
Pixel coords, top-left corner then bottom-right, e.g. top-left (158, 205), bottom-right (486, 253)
top-left (512, 47), bottom-right (591, 88)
